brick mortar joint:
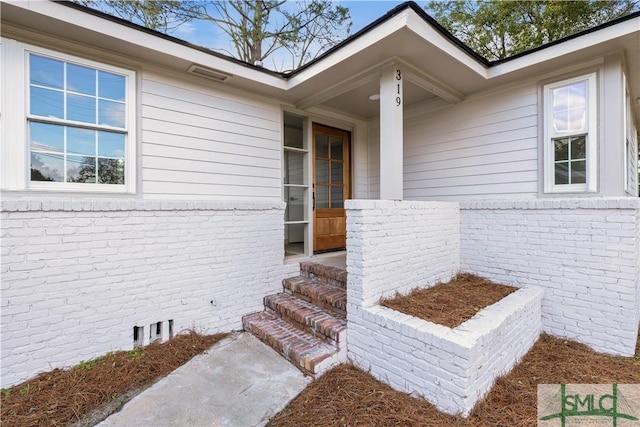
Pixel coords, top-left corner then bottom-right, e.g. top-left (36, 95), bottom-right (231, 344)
top-left (0, 198), bottom-right (286, 213)
top-left (459, 198), bottom-right (640, 210)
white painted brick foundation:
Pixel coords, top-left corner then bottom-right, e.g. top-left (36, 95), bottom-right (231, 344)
top-left (460, 198), bottom-right (640, 356)
top-left (348, 287), bottom-right (543, 416)
top-left (345, 200), bottom-right (460, 307)
top-left (1, 198), bottom-right (297, 388)
top-left (345, 198), bottom-right (639, 416)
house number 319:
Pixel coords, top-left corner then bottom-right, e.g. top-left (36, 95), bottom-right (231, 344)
top-left (395, 69), bottom-right (402, 106)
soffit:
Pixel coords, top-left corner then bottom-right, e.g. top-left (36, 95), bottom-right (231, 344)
top-left (0, 1), bottom-right (289, 98)
top-left (319, 79), bottom-right (438, 120)
top-left (2, 1), bottom-right (638, 122)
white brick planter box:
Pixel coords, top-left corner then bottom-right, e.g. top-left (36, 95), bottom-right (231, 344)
top-left (347, 285), bottom-right (544, 416)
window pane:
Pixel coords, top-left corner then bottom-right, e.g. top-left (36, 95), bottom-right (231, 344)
top-left (570, 136), bottom-right (586, 160)
top-left (68, 127), bottom-right (96, 156)
top-left (284, 151), bottom-right (305, 185)
top-left (98, 100), bottom-right (125, 128)
top-left (568, 108), bottom-right (586, 131)
top-left (98, 71), bottom-right (125, 101)
top-left (552, 81), bottom-right (587, 132)
top-left (98, 131), bottom-right (125, 158)
top-left (330, 137), bottom-right (343, 160)
top-left (316, 135), bottom-right (328, 158)
top-left (30, 55), bottom-right (63, 89)
top-left (67, 155), bottom-right (96, 183)
top-left (316, 185), bottom-right (329, 208)
top-left (284, 186), bottom-right (307, 222)
top-left (68, 93), bottom-right (96, 123)
top-left (98, 158), bottom-right (124, 184)
top-left (316, 159), bottom-right (329, 183)
top-left (555, 162), bottom-right (569, 185)
top-left (67, 63), bottom-right (96, 96)
top-left (331, 161), bottom-right (343, 184)
top-left (30, 122), bottom-right (64, 153)
top-left (554, 138), bottom-right (569, 161)
top-left (30, 87), bottom-right (63, 118)
top-left (331, 186), bottom-right (343, 209)
top-left (285, 223), bottom-right (306, 255)
top-left (571, 160), bottom-right (586, 184)
top-left (31, 152), bottom-right (64, 182)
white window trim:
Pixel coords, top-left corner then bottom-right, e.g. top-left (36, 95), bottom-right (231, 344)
top-left (1, 38), bottom-right (136, 193)
top-left (624, 78), bottom-right (629, 193)
top-left (623, 77), bottom-right (638, 196)
top-left (543, 73), bottom-right (598, 194)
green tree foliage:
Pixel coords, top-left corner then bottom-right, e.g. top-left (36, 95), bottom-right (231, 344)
top-left (76, 0), bottom-right (351, 70)
top-left (427, 0), bottom-right (639, 60)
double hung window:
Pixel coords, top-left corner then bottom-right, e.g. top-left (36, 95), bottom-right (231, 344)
top-left (1, 39), bottom-right (135, 192)
top-left (544, 73), bottom-right (597, 193)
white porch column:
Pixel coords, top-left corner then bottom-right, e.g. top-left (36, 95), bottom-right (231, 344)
top-left (379, 63), bottom-right (404, 200)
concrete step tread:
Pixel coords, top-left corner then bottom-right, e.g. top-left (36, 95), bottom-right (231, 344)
top-left (265, 293), bottom-right (346, 342)
top-left (283, 276), bottom-right (347, 315)
top-left (242, 311), bottom-right (338, 375)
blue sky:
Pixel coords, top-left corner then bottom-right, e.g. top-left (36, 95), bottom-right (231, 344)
top-left (168, 1), bottom-right (429, 70)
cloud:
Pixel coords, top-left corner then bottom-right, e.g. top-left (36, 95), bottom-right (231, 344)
top-left (174, 21), bottom-right (196, 37)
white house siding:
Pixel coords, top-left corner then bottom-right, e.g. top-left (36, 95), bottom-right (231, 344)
top-left (367, 84), bottom-right (539, 201)
top-left (0, 199), bottom-right (299, 388)
top-left (367, 120), bottom-right (381, 199)
top-left (405, 84), bottom-right (539, 200)
top-left (140, 71), bottom-right (283, 199)
top-left (352, 124), bottom-right (370, 199)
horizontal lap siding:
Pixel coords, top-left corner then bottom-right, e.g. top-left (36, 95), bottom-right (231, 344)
top-left (404, 85), bottom-right (539, 200)
top-left (141, 74), bottom-right (282, 199)
top-left (367, 121), bottom-right (381, 199)
top-left (368, 84), bottom-right (539, 200)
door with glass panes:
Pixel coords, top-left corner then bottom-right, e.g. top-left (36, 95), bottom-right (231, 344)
top-left (313, 124), bottom-right (350, 252)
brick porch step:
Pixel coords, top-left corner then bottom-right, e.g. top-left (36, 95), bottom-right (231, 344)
top-left (283, 276), bottom-right (347, 316)
top-left (242, 311), bottom-right (339, 376)
top-left (300, 261), bottom-right (347, 289)
top-left (264, 293), bottom-right (346, 343)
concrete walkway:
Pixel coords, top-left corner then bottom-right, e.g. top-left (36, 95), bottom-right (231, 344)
top-left (98, 332), bottom-right (311, 427)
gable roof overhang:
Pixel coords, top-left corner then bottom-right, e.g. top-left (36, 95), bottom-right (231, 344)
top-left (1, 0), bottom-right (639, 122)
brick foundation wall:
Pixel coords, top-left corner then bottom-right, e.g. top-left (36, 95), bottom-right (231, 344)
top-left (345, 200), bottom-right (460, 307)
top-left (460, 198), bottom-right (640, 356)
top-left (1, 198), bottom-right (296, 387)
top-left (345, 199), bottom-right (545, 416)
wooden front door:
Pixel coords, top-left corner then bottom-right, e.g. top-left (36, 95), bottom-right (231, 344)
top-left (313, 124), bottom-right (350, 253)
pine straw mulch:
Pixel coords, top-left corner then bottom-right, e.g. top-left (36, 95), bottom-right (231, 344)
top-left (0, 331), bottom-right (229, 427)
top-left (268, 333), bottom-right (640, 427)
top-left (380, 273), bottom-right (517, 328)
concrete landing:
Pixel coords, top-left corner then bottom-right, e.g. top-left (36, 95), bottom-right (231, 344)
top-left (98, 332), bottom-right (311, 427)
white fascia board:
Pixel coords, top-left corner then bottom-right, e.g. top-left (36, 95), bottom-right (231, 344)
top-left (405, 12), bottom-right (488, 78)
top-left (488, 17), bottom-right (640, 79)
top-left (285, 10), bottom-right (411, 89)
top-left (5, 0), bottom-right (287, 90)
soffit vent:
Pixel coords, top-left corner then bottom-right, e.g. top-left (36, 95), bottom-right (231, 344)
top-left (187, 64), bottom-right (232, 82)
